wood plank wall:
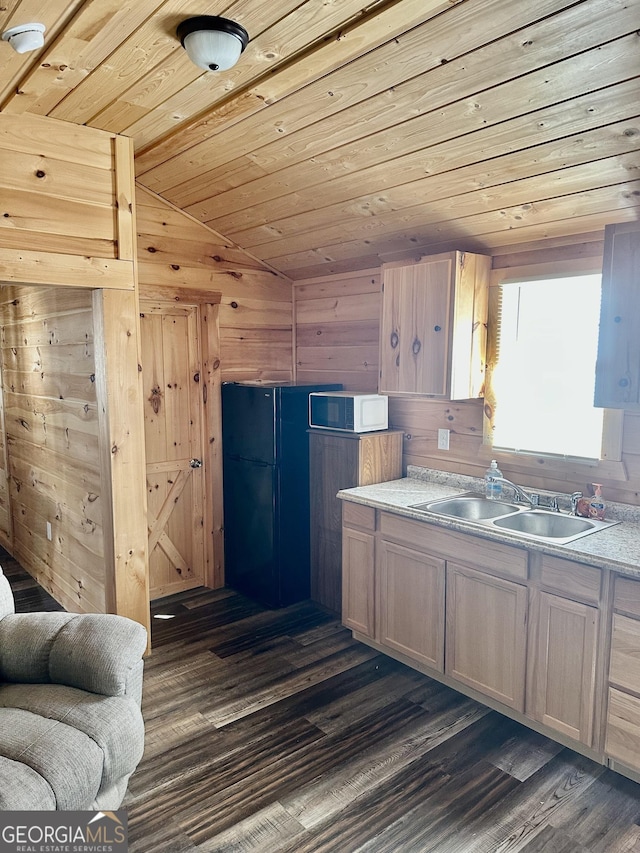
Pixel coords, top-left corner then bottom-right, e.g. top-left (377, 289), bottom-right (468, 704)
top-left (0, 285), bottom-right (106, 612)
top-left (0, 114), bottom-right (135, 291)
top-left (294, 234), bottom-right (640, 506)
top-left (295, 269), bottom-right (381, 391)
top-left (136, 186), bottom-right (294, 383)
top-left (0, 114), bottom-right (148, 628)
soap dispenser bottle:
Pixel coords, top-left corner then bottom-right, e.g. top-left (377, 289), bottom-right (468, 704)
top-left (588, 484), bottom-right (606, 520)
top-left (485, 460), bottom-right (503, 500)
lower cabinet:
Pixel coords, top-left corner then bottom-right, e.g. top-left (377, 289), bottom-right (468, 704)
top-left (528, 591), bottom-right (598, 745)
top-left (446, 562), bottom-right (528, 711)
top-left (606, 576), bottom-right (640, 773)
top-left (377, 540), bottom-right (445, 671)
top-left (340, 503), bottom-right (637, 774)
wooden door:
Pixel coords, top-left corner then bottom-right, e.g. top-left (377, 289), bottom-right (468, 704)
top-left (446, 562), bottom-right (528, 711)
top-left (139, 292), bottom-right (222, 599)
top-left (529, 592), bottom-right (598, 745)
top-left (378, 540), bottom-right (445, 671)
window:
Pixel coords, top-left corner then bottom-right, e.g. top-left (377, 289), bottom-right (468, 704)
top-left (485, 273), bottom-right (608, 460)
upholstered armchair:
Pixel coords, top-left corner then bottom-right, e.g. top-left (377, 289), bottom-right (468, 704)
top-left (0, 566), bottom-right (147, 810)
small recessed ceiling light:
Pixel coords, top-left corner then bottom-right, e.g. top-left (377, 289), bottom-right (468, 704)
top-left (1, 22), bottom-right (46, 54)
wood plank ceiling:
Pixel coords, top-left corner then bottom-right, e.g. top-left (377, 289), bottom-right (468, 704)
top-left (1, 0), bottom-right (639, 280)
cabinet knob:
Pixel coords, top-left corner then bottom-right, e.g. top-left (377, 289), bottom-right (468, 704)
top-left (618, 378), bottom-right (630, 387)
top-left (434, 325), bottom-right (442, 332)
top-left (390, 331), bottom-right (399, 349)
top-left (412, 337), bottom-right (422, 355)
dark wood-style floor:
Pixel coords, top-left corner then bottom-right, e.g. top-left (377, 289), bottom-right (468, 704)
top-left (5, 549), bottom-right (640, 852)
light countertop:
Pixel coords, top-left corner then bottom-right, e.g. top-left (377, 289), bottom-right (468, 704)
top-left (337, 467), bottom-right (640, 579)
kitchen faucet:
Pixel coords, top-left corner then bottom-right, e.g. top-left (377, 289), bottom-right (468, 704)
top-left (489, 476), bottom-right (539, 507)
top-left (488, 476), bottom-right (584, 515)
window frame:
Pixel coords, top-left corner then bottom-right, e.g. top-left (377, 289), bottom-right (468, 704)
top-left (483, 261), bottom-right (624, 471)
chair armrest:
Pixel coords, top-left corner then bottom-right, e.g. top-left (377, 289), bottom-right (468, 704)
top-left (0, 613), bottom-right (147, 700)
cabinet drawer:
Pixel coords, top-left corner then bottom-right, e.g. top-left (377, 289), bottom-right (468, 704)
top-left (609, 613), bottom-right (640, 695)
top-left (380, 511), bottom-right (528, 579)
top-left (606, 687), bottom-right (640, 770)
top-left (343, 502), bottom-right (376, 531)
top-left (614, 576), bottom-right (640, 619)
top-left (540, 555), bottom-right (601, 604)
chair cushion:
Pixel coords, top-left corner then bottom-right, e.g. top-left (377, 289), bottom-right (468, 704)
top-left (0, 684), bottom-right (145, 793)
top-left (0, 612), bottom-right (147, 697)
top-left (0, 705), bottom-right (103, 810)
top-left (0, 613), bottom-right (74, 682)
top-left (0, 754), bottom-right (56, 810)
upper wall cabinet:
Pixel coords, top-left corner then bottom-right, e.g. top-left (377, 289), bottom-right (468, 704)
top-left (379, 251), bottom-right (490, 399)
top-left (595, 222), bottom-right (640, 409)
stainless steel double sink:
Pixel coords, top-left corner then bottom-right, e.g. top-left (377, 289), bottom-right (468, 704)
top-left (409, 493), bottom-right (619, 545)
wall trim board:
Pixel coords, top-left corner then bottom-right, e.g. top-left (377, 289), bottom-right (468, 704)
top-left (93, 288), bottom-right (150, 632)
top-left (0, 248), bottom-right (135, 290)
top-left (138, 284), bottom-right (221, 304)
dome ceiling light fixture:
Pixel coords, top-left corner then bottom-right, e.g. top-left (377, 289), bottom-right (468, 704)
top-left (176, 15), bottom-right (249, 72)
top-left (1, 22), bottom-right (46, 54)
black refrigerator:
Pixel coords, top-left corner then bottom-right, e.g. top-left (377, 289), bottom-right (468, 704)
top-left (222, 381), bottom-right (341, 607)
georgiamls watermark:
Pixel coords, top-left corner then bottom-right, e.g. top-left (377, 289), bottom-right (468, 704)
top-left (0, 811), bottom-right (128, 853)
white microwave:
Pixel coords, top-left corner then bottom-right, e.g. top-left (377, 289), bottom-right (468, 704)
top-left (309, 392), bottom-right (388, 433)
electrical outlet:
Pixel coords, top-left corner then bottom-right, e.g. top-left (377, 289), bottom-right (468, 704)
top-left (46, 521), bottom-right (52, 541)
top-left (437, 428), bottom-right (450, 450)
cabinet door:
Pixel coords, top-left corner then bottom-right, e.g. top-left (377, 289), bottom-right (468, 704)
top-left (529, 592), bottom-right (598, 745)
top-left (595, 222), bottom-right (640, 408)
top-left (380, 251), bottom-right (489, 398)
top-left (342, 526), bottom-right (375, 638)
top-left (380, 258), bottom-right (452, 396)
top-left (377, 540), bottom-right (445, 671)
top-left (446, 563), bottom-right (528, 711)
top-left (310, 432), bottom-right (359, 613)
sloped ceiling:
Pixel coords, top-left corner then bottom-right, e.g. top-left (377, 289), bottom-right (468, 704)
top-left (1, 0), bottom-right (639, 279)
